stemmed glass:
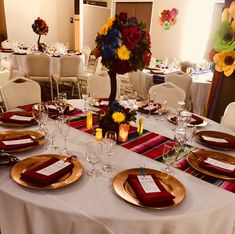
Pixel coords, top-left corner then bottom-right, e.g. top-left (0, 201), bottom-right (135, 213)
top-left (81, 86), bottom-right (89, 112)
top-left (54, 93), bottom-right (67, 117)
top-left (59, 119), bottom-right (70, 155)
top-left (178, 111), bottom-right (192, 128)
top-left (174, 127), bottom-right (186, 151)
top-left (162, 142), bottom-right (179, 174)
top-left (44, 120), bottom-right (60, 151)
top-left (127, 91), bottom-right (137, 110)
top-left (155, 99), bottom-right (167, 121)
top-left (146, 93), bottom-right (155, 118)
top-left (102, 131), bottom-right (117, 172)
top-left (86, 141), bottom-right (102, 177)
top-left (32, 103), bottom-right (48, 133)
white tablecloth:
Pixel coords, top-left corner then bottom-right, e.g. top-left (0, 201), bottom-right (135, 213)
top-left (139, 70), bottom-right (213, 115)
top-left (0, 100), bottom-right (234, 234)
top-left (10, 53), bottom-right (85, 76)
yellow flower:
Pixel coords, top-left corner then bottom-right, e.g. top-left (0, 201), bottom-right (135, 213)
top-left (213, 51), bottom-right (235, 77)
top-left (99, 17), bottom-right (115, 35)
top-left (222, 8), bottom-right (229, 21)
top-left (112, 112), bottom-right (125, 123)
top-left (117, 45), bottom-right (131, 60)
top-left (229, 1), bottom-right (235, 19)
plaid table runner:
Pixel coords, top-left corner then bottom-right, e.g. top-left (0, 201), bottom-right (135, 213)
top-left (67, 115), bottom-right (235, 193)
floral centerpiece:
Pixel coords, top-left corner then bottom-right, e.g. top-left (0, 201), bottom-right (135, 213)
top-left (95, 12), bottom-right (151, 101)
top-left (210, 2), bottom-right (235, 77)
top-left (98, 101), bottom-right (136, 136)
top-left (32, 17), bottom-right (49, 52)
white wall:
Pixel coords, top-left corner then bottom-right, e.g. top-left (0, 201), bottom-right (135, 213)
top-left (83, 4), bottom-right (111, 50)
top-left (4, 0), bottom-right (74, 48)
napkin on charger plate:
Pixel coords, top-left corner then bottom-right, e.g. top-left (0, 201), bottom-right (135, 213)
top-left (0, 112), bottom-right (36, 124)
top-left (137, 103), bottom-right (160, 114)
top-left (190, 114), bottom-right (203, 125)
top-left (199, 157), bottom-right (235, 177)
top-left (127, 174), bottom-right (175, 206)
top-left (199, 135), bottom-right (235, 149)
top-left (0, 134), bottom-right (39, 150)
top-left (21, 157), bottom-right (74, 186)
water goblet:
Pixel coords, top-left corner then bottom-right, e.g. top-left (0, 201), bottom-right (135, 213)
top-left (162, 142), bottom-right (179, 174)
top-left (81, 86), bottom-right (89, 112)
top-left (86, 141), bottom-right (102, 177)
top-left (32, 103), bottom-right (47, 133)
top-left (174, 127), bottom-right (186, 151)
top-left (127, 91), bottom-right (137, 110)
top-left (102, 131), bottom-right (117, 172)
top-left (59, 119), bottom-right (70, 155)
top-left (155, 99), bottom-right (167, 121)
top-left (178, 111), bottom-right (192, 127)
top-left (54, 93), bottom-right (67, 117)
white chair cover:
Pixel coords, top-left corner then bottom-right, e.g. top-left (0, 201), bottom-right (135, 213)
top-left (165, 71), bottom-right (193, 110)
top-left (87, 74), bottom-right (120, 99)
top-left (129, 71), bottom-right (146, 100)
top-left (0, 76), bottom-right (41, 110)
top-left (52, 55), bottom-right (81, 97)
top-left (149, 82), bottom-right (186, 108)
top-left (220, 102), bottom-right (235, 131)
top-left (27, 53), bottom-right (53, 99)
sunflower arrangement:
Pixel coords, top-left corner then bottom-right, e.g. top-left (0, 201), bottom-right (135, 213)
top-left (95, 12), bottom-right (151, 74)
top-left (211, 2), bottom-right (235, 77)
top-left (98, 101), bottom-right (136, 134)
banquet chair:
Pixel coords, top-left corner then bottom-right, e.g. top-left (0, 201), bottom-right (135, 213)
top-left (78, 56), bottom-right (102, 92)
top-left (26, 53), bottom-right (53, 100)
top-left (149, 82), bottom-right (186, 108)
top-left (87, 74), bottom-right (120, 99)
top-left (1, 40), bottom-right (13, 49)
top-left (220, 102), bottom-right (235, 131)
top-left (129, 71), bottom-right (146, 100)
top-left (0, 76), bottom-right (41, 110)
top-left (52, 55), bottom-right (81, 98)
top-left (165, 71), bottom-right (193, 110)
top-left (81, 45), bottom-right (91, 69)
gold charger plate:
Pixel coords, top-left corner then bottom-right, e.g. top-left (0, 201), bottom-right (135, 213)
top-left (11, 154), bottom-right (83, 189)
top-left (0, 130), bottom-right (45, 152)
top-left (112, 168), bottom-right (186, 209)
top-left (194, 130), bottom-right (235, 150)
top-left (0, 111), bottom-right (37, 127)
top-left (187, 150), bottom-right (235, 180)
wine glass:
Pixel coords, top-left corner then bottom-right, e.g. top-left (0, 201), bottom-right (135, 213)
top-left (44, 120), bottom-right (60, 151)
top-left (178, 111), bottom-right (192, 127)
top-left (127, 91), bottom-right (137, 110)
top-left (32, 103), bottom-right (47, 133)
top-left (81, 86), bottom-right (89, 112)
top-left (162, 142), bottom-right (179, 174)
top-left (174, 127), bottom-right (186, 151)
top-left (102, 131), bottom-right (117, 172)
top-left (54, 93), bottom-right (67, 116)
top-left (155, 99), bottom-right (167, 121)
top-left (86, 141), bottom-right (102, 177)
top-left (59, 119), bottom-right (70, 155)
top-left (146, 93), bottom-right (155, 118)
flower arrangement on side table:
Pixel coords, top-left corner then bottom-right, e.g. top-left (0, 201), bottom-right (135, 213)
top-left (32, 17), bottom-right (49, 52)
top-left (95, 12), bottom-right (151, 101)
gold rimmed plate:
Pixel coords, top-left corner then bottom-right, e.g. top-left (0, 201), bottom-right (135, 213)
top-left (112, 168), bottom-right (186, 209)
top-left (194, 130), bottom-right (235, 150)
top-left (0, 130), bottom-right (45, 152)
top-left (11, 154), bottom-right (83, 189)
top-left (0, 111), bottom-right (37, 127)
top-left (187, 150), bottom-right (235, 180)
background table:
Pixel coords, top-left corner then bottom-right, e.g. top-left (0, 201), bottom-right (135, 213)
top-left (0, 100), bottom-right (234, 234)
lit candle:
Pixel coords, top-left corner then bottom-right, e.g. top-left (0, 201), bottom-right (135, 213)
top-left (118, 124), bottom-right (129, 142)
top-left (137, 117), bottom-right (144, 135)
top-left (95, 128), bottom-right (103, 141)
top-left (86, 112), bottom-right (93, 130)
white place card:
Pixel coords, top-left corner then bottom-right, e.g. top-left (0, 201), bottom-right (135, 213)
top-left (201, 136), bottom-right (228, 143)
top-left (137, 175), bottom-right (161, 193)
top-left (10, 115), bottom-right (34, 121)
top-left (204, 158), bottom-right (235, 171)
top-left (36, 160), bottom-right (71, 176)
top-left (3, 138), bottom-right (33, 146)
top-left (100, 101), bottom-right (109, 106)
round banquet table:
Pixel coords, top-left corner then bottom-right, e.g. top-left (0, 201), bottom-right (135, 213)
top-left (0, 99), bottom-right (234, 234)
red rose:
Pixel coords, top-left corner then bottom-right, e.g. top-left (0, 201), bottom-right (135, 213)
top-left (143, 52), bottom-right (151, 66)
top-left (119, 12), bottom-right (128, 22)
top-left (122, 27), bottom-right (142, 50)
top-left (161, 10), bottom-right (171, 22)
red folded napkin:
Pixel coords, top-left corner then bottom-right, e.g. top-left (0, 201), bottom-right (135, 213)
top-left (0, 112), bottom-right (36, 124)
top-left (21, 157), bottom-right (74, 186)
top-left (199, 135), bottom-right (235, 149)
top-left (170, 116), bottom-right (178, 124)
top-left (19, 104), bottom-right (33, 111)
top-left (127, 174), bottom-right (175, 206)
top-left (138, 103), bottom-right (159, 114)
top-left (190, 114), bottom-right (203, 125)
top-left (199, 157), bottom-right (235, 177)
top-left (0, 134), bottom-right (39, 151)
